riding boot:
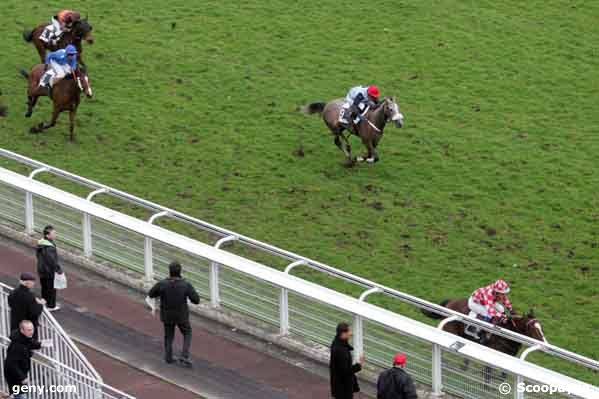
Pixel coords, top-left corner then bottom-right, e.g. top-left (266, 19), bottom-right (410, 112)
top-left (479, 332), bottom-right (491, 345)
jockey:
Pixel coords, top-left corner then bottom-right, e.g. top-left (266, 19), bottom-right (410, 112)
top-left (39, 10), bottom-right (81, 45)
top-left (466, 279), bottom-right (513, 342)
top-left (39, 45), bottom-right (78, 96)
top-left (338, 85), bottom-right (381, 128)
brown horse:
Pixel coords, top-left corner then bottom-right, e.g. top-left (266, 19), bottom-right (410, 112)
top-left (23, 18), bottom-right (94, 65)
top-left (424, 299), bottom-right (547, 385)
top-left (303, 97), bottom-right (404, 165)
top-left (20, 64), bottom-right (93, 141)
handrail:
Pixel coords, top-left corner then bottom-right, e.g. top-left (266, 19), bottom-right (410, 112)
top-left (0, 282), bottom-right (101, 381)
top-left (0, 340), bottom-right (135, 399)
top-left (1, 148), bottom-right (598, 373)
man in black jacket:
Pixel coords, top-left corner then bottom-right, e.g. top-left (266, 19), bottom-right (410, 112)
top-left (36, 225), bottom-right (63, 311)
top-left (148, 261), bottom-right (200, 367)
top-left (4, 320), bottom-right (42, 398)
top-left (330, 322), bottom-right (364, 399)
top-left (8, 273), bottom-right (45, 337)
top-left (377, 353), bottom-right (418, 399)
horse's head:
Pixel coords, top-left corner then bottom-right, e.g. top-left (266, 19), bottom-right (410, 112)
top-left (73, 17), bottom-right (94, 44)
top-left (76, 66), bottom-right (93, 98)
top-left (511, 309), bottom-right (548, 343)
top-left (382, 97), bottom-right (404, 128)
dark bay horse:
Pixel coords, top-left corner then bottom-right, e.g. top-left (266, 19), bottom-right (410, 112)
top-left (424, 298), bottom-right (548, 384)
top-left (20, 64), bottom-right (93, 141)
top-left (303, 97), bottom-right (404, 165)
top-left (23, 18), bottom-right (94, 65)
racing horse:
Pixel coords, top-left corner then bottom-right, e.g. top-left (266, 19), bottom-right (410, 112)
top-left (23, 17), bottom-right (94, 66)
top-left (20, 64), bottom-right (93, 142)
top-left (302, 97), bottom-right (404, 165)
top-left (423, 298), bottom-right (547, 385)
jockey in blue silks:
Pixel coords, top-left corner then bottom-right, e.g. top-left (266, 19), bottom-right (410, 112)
top-left (39, 45), bottom-right (78, 96)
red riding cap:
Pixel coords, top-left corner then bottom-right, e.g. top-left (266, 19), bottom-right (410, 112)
top-left (367, 85), bottom-right (380, 98)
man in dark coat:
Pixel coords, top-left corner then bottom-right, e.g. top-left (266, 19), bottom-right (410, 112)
top-left (4, 320), bottom-right (42, 398)
top-left (330, 322), bottom-right (364, 399)
top-left (36, 225), bottom-right (63, 311)
top-left (377, 353), bottom-right (418, 399)
top-left (148, 261), bottom-right (200, 367)
top-left (8, 272), bottom-right (45, 337)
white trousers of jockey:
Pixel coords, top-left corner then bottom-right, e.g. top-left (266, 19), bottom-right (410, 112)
top-left (338, 85), bottom-right (380, 126)
top-left (44, 61), bottom-right (73, 87)
top-left (39, 45), bottom-right (78, 89)
top-left (39, 17), bottom-right (64, 45)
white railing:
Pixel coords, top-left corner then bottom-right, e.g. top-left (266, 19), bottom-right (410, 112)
top-left (0, 338), bottom-right (135, 399)
top-left (0, 149), bottom-right (597, 372)
top-left (0, 151), bottom-right (597, 398)
top-left (0, 284), bottom-right (134, 399)
top-left (0, 282), bottom-right (100, 381)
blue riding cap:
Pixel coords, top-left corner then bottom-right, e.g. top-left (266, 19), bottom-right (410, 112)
top-left (65, 45), bottom-right (77, 55)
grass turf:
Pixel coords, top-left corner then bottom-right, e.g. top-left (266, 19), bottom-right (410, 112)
top-left (0, 0), bottom-right (597, 384)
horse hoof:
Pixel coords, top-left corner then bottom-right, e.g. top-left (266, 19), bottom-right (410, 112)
top-left (25, 112), bottom-right (32, 118)
top-left (366, 157), bottom-right (376, 163)
top-left (356, 156), bottom-right (365, 162)
top-left (29, 127), bottom-right (39, 134)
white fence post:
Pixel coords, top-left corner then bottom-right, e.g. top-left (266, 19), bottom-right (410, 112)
top-left (25, 191), bottom-right (34, 234)
top-left (432, 344), bottom-right (443, 396)
top-left (144, 211), bottom-right (169, 284)
top-left (25, 167), bottom-right (49, 234)
top-left (516, 345), bottom-right (543, 399)
top-left (355, 287), bottom-right (382, 361)
top-left (82, 188), bottom-right (108, 258)
top-left (210, 235), bottom-right (237, 307)
top-left (280, 260), bottom-right (308, 335)
top-left (82, 213), bottom-right (92, 257)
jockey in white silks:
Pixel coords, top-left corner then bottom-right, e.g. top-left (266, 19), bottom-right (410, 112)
top-left (338, 85), bottom-right (381, 128)
top-left (38, 45), bottom-right (78, 97)
top-left (39, 10), bottom-right (81, 46)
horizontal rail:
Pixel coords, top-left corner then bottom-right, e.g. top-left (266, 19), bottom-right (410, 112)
top-left (1, 148), bottom-right (598, 374)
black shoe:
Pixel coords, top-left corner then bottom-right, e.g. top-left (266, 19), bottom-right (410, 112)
top-left (178, 357), bottom-right (193, 368)
top-left (165, 357), bottom-right (175, 364)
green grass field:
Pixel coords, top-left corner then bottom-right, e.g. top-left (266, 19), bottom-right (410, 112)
top-left (1, 0), bottom-right (598, 384)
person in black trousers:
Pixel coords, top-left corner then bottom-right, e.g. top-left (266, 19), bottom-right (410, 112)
top-left (4, 320), bottom-right (42, 399)
top-left (148, 261), bottom-right (200, 367)
top-left (36, 225), bottom-right (63, 311)
top-left (330, 322), bottom-right (364, 399)
top-left (8, 272), bottom-right (45, 338)
top-left (377, 353), bottom-right (418, 399)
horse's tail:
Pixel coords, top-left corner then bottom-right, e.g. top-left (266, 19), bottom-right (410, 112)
top-left (421, 299), bottom-right (450, 319)
top-left (300, 102), bottom-right (326, 115)
top-left (23, 29), bottom-right (34, 43)
top-left (19, 69), bottom-right (29, 79)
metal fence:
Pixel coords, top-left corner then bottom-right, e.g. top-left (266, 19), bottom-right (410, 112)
top-left (0, 151), bottom-right (597, 399)
top-left (0, 339), bottom-right (135, 399)
top-left (0, 283), bottom-right (100, 381)
top-left (0, 283), bottom-right (134, 399)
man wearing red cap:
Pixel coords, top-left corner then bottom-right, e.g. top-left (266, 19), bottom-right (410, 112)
top-left (338, 85), bottom-right (381, 128)
top-left (377, 353), bottom-right (418, 399)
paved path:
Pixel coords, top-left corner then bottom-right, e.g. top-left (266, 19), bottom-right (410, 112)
top-left (0, 239), bottom-right (367, 399)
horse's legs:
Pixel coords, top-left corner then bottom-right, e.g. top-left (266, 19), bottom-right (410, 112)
top-left (31, 107), bottom-right (60, 134)
top-left (25, 95), bottom-right (37, 118)
top-left (68, 108), bottom-right (77, 142)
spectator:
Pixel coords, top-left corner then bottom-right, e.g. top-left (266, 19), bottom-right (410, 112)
top-left (148, 261), bottom-right (200, 367)
top-left (36, 225), bottom-right (63, 311)
top-left (376, 353), bottom-right (418, 399)
top-left (3, 320), bottom-right (42, 399)
top-left (8, 272), bottom-right (45, 337)
top-left (330, 322), bottom-right (364, 399)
